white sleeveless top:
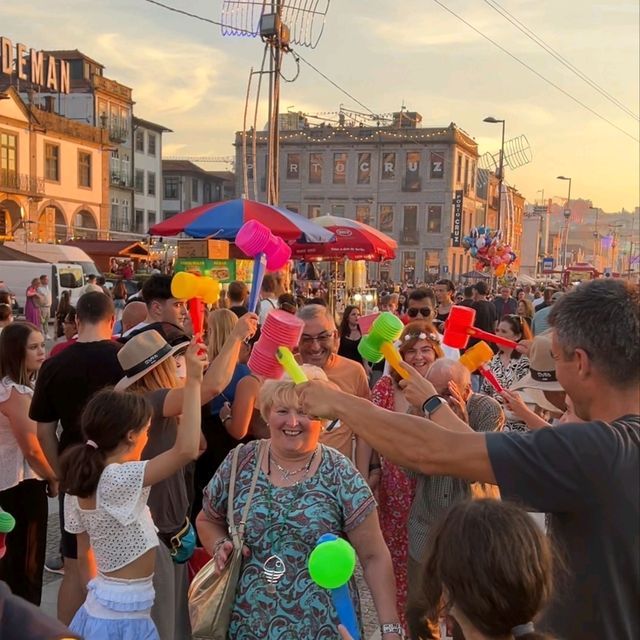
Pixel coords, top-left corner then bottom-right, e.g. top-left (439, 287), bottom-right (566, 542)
top-left (0, 377), bottom-right (39, 492)
top-left (64, 461), bottom-right (159, 573)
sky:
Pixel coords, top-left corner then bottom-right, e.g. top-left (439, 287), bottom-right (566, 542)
top-left (1, 0), bottom-right (639, 213)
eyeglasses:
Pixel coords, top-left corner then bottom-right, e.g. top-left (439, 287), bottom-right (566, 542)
top-left (407, 307), bottom-right (432, 318)
top-left (300, 332), bottom-right (334, 345)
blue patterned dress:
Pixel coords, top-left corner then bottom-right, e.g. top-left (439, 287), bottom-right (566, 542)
top-left (203, 440), bottom-right (376, 640)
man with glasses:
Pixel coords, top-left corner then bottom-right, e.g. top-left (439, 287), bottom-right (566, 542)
top-left (296, 304), bottom-right (371, 481)
top-left (402, 288), bottom-right (436, 324)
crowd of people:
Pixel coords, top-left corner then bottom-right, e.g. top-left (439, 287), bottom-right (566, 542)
top-left (0, 269), bottom-right (636, 640)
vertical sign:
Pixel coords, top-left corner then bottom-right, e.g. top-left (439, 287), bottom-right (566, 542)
top-left (286, 153), bottom-right (300, 179)
top-left (357, 152), bottom-right (371, 184)
top-left (381, 152), bottom-right (396, 179)
top-left (333, 152), bottom-right (347, 184)
top-left (405, 151), bottom-right (421, 191)
top-left (309, 153), bottom-right (323, 184)
top-left (452, 190), bottom-right (463, 247)
top-left (430, 151), bottom-right (444, 179)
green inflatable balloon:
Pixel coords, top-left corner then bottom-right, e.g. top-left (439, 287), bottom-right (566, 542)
top-left (308, 538), bottom-right (356, 589)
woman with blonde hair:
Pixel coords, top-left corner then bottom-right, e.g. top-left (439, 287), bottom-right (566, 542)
top-left (197, 365), bottom-right (402, 640)
top-left (371, 320), bottom-right (444, 633)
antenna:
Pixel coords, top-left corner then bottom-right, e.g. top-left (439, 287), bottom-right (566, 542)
top-left (221, 0), bottom-right (332, 204)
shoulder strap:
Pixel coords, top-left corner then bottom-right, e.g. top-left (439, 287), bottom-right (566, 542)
top-left (227, 441), bottom-right (265, 549)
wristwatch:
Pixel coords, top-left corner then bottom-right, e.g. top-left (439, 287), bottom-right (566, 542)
top-left (380, 622), bottom-right (404, 637)
top-left (422, 394), bottom-right (448, 418)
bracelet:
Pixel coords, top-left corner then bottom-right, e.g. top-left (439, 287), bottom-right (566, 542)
top-left (213, 536), bottom-right (230, 555)
top-left (380, 622), bottom-right (404, 637)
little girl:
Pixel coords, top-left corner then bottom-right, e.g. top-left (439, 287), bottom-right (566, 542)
top-left (59, 340), bottom-right (202, 639)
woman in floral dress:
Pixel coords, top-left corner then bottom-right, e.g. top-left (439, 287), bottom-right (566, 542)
top-left (371, 321), bottom-right (443, 631)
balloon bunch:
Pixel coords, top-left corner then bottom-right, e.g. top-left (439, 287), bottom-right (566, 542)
top-left (462, 227), bottom-right (517, 277)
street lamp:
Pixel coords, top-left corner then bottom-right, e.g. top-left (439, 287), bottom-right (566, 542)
top-left (484, 116), bottom-right (506, 232)
top-left (557, 176), bottom-right (572, 271)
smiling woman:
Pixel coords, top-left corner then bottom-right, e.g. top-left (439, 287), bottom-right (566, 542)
top-left (196, 364), bottom-right (403, 640)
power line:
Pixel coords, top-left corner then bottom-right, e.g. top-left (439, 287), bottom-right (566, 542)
top-left (481, 0), bottom-right (639, 121)
top-left (429, 0), bottom-right (639, 143)
top-left (141, 0), bottom-right (379, 116)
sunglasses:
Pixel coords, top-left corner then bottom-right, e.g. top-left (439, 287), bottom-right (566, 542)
top-left (407, 307), bottom-right (432, 318)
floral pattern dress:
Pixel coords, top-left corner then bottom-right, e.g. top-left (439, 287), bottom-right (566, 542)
top-left (480, 354), bottom-right (531, 432)
top-left (203, 441), bottom-right (376, 640)
top-left (371, 375), bottom-right (415, 631)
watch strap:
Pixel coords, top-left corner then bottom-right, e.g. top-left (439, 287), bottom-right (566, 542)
top-left (422, 394), bottom-right (447, 417)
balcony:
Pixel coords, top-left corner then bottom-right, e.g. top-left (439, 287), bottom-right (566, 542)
top-left (108, 125), bottom-right (130, 144)
top-left (110, 170), bottom-right (132, 188)
top-left (0, 171), bottom-right (45, 196)
top-left (110, 217), bottom-right (132, 232)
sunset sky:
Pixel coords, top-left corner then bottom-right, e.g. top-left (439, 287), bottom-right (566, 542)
top-left (1, 0), bottom-right (638, 212)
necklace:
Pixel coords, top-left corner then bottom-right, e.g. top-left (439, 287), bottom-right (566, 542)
top-left (262, 444), bottom-right (319, 594)
top-left (269, 449), bottom-right (317, 482)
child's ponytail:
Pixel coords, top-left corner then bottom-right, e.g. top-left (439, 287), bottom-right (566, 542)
top-left (60, 389), bottom-right (152, 497)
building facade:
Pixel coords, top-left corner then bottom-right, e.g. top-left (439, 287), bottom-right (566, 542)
top-left (0, 87), bottom-right (109, 243)
top-left (133, 117), bottom-right (171, 234)
top-left (161, 160), bottom-right (226, 221)
top-left (234, 117), bottom-right (485, 282)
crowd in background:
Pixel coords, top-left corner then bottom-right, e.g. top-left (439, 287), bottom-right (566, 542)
top-left (0, 268), bottom-right (636, 640)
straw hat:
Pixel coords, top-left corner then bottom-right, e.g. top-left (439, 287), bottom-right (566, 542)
top-left (511, 333), bottom-right (563, 392)
top-left (115, 330), bottom-right (187, 391)
top-left (518, 388), bottom-right (564, 414)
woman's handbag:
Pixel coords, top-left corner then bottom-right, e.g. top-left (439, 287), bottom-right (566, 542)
top-left (188, 441), bottom-right (265, 640)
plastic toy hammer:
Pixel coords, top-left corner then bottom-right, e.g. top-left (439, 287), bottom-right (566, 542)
top-left (443, 306), bottom-right (518, 350)
top-left (458, 341), bottom-right (504, 393)
top-left (171, 271), bottom-right (220, 338)
top-left (0, 508), bottom-right (15, 560)
top-left (308, 534), bottom-right (361, 640)
top-left (276, 347), bottom-right (308, 384)
top-left (235, 220), bottom-right (292, 314)
top-left (358, 312), bottom-right (409, 379)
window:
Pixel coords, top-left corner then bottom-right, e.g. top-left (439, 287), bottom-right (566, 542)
top-left (456, 153), bottom-right (463, 183)
top-left (286, 204), bottom-right (299, 213)
top-left (0, 131), bottom-right (18, 183)
top-left (78, 151), bottom-right (92, 188)
top-left (147, 210), bottom-right (157, 226)
top-left (135, 129), bottom-right (144, 152)
top-left (381, 152), bottom-right (396, 180)
top-left (402, 205), bottom-right (418, 244)
top-left (134, 209), bottom-right (145, 233)
top-left (147, 133), bottom-right (156, 156)
top-left (355, 204), bottom-right (370, 224)
top-left (286, 153), bottom-right (300, 180)
top-left (402, 251), bottom-right (416, 282)
top-left (308, 204), bottom-right (321, 219)
top-left (333, 152), bottom-right (347, 184)
top-left (424, 250), bottom-right (440, 283)
top-left (357, 152), bottom-right (371, 184)
top-left (164, 176), bottom-right (179, 199)
top-left (430, 151), bottom-right (444, 179)
top-left (192, 178), bottom-right (198, 201)
top-left (204, 182), bottom-right (211, 203)
top-left (309, 153), bottom-right (323, 184)
top-left (427, 205), bottom-right (442, 234)
top-left (45, 143), bottom-right (60, 181)
top-left (134, 169), bottom-right (144, 193)
top-left (378, 204), bottom-right (394, 232)
top-left (147, 171), bottom-right (156, 196)
top-left (331, 204), bottom-right (345, 217)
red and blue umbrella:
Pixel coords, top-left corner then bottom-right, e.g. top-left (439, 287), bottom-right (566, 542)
top-left (172, 199), bottom-right (333, 244)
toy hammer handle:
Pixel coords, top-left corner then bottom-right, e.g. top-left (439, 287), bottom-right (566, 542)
top-left (468, 327), bottom-right (519, 350)
top-left (247, 253), bottom-right (267, 314)
top-left (479, 365), bottom-right (504, 393)
top-left (276, 347), bottom-right (308, 384)
top-left (380, 342), bottom-right (410, 380)
top-left (188, 298), bottom-right (205, 338)
top-left (331, 584), bottom-right (361, 640)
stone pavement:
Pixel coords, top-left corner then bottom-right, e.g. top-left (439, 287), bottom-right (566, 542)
top-left (41, 497), bottom-right (382, 639)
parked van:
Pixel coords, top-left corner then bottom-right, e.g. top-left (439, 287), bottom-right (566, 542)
top-left (5, 241), bottom-right (101, 280)
top-left (0, 260), bottom-right (84, 315)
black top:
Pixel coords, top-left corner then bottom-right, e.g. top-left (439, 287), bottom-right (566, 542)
top-left (493, 297), bottom-right (518, 319)
top-left (487, 417), bottom-right (640, 640)
top-left (469, 300), bottom-right (498, 349)
top-left (338, 335), bottom-right (363, 365)
top-left (30, 340), bottom-right (123, 452)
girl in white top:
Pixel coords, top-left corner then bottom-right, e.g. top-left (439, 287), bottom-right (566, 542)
top-left (0, 321), bottom-right (56, 605)
top-left (59, 340), bottom-right (203, 640)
